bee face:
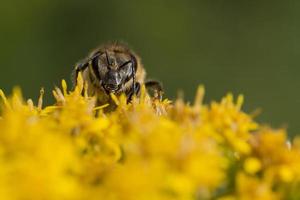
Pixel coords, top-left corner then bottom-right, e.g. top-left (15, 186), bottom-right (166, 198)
top-left (73, 42), bottom-right (163, 105)
top-left (94, 50), bottom-right (136, 94)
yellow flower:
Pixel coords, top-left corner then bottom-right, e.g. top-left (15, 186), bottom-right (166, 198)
top-left (0, 76), bottom-right (299, 199)
top-left (244, 157), bottom-right (262, 174)
top-left (278, 165), bottom-right (293, 182)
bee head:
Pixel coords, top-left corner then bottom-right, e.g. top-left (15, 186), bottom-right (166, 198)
top-left (100, 51), bottom-right (136, 94)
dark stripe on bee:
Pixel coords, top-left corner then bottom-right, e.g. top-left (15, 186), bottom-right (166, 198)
top-left (119, 60), bottom-right (131, 69)
top-left (91, 55), bottom-right (101, 80)
top-left (130, 54), bottom-right (138, 72)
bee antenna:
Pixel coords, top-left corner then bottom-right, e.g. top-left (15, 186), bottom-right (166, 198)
top-left (130, 55), bottom-right (137, 95)
top-left (118, 60), bottom-right (131, 69)
top-left (105, 51), bottom-right (111, 69)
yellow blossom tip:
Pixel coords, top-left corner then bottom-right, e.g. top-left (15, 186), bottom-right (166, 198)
top-left (12, 87), bottom-right (22, 98)
top-left (52, 90), bottom-right (60, 102)
top-left (224, 93), bottom-right (233, 104)
top-left (194, 85), bottom-right (205, 108)
top-left (76, 72), bottom-right (84, 93)
top-left (176, 90), bottom-right (184, 100)
top-left (110, 93), bottom-right (119, 105)
top-left (93, 104), bottom-right (109, 111)
top-left (38, 88), bottom-right (45, 110)
top-left (0, 89), bottom-right (9, 107)
top-left (54, 87), bottom-right (65, 102)
top-left (236, 95), bottom-right (244, 110)
top-left (244, 157), bottom-right (261, 174)
top-left (139, 84), bottom-right (148, 101)
top-left (279, 166), bottom-right (294, 182)
top-left (61, 79), bottom-right (68, 95)
top-left (27, 99), bottom-right (34, 110)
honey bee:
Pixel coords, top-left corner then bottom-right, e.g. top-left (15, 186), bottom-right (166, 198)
top-left (72, 42), bottom-right (163, 106)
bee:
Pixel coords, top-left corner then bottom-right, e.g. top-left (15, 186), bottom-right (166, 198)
top-left (72, 42), bottom-right (163, 106)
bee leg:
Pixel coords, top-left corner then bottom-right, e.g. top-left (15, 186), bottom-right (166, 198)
top-left (145, 80), bottom-right (164, 101)
top-left (127, 82), bottom-right (141, 103)
top-left (72, 61), bottom-right (89, 86)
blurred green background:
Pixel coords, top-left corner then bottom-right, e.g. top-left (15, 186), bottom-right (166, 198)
top-left (0, 0), bottom-right (299, 136)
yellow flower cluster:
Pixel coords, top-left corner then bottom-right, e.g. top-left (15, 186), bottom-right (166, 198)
top-left (0, 75), bottom-right (300, 200)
